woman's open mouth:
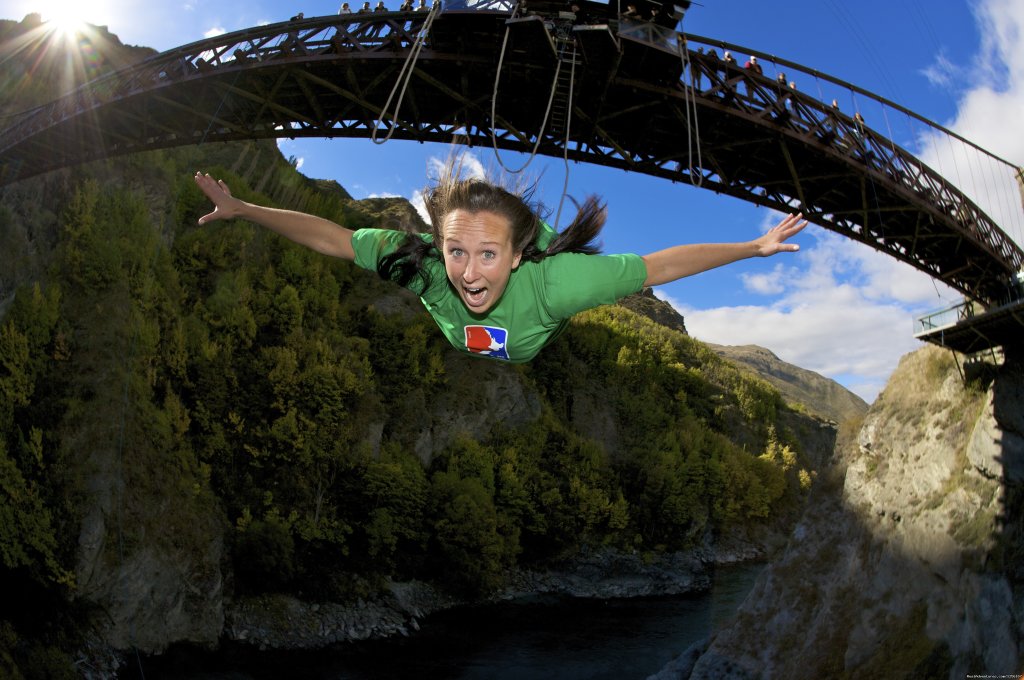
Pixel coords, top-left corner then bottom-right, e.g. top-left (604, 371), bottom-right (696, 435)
top-left (463, 285), bottom-right (488, 308)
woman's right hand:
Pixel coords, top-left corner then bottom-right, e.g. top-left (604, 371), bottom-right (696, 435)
top-left (194, 172), bottom-right (244, 225)
top-left (192, 171), bottom-right (357, 259)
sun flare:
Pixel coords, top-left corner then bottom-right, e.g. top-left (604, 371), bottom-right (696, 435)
top-left (35, 0), bottom-right (100, 36)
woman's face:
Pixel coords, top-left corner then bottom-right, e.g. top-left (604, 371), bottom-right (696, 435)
top-left (440, 209), bottom-right (523, 314)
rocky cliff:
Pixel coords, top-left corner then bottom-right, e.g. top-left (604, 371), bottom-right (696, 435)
top-left (618, 287), bottom-right (690, 336)
top-left (655, 344), bottom-right (1023, 679)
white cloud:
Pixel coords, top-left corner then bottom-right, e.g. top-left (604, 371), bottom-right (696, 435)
top-left (920, 51), bottom-right (962, 89)
top-left (915, 0), bottom-right (1024, 248)
top-left (426, 150), bottom-right (487, 182)
top-left (801, 231), bottom-right (957, 306)
top-left (366, 192), bottom-right (401, 199)
top-left (411, 188), bottom-right (429, 223)
top-left (658, 228), bottom-right (942, 404)
top-left (203, 26), bottom-right (225, 39)
top-left (413, 150), bottom-right (489, 223)
top-left (462, 153), bottom-right (488, 180)
top-left (973, 0), bottom-right (1021, 87)
top-left (741, 264), bottom-right (787, 295)
top-left (672, 294), bottom-right (923, 395)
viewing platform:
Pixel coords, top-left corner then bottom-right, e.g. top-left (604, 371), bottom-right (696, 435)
top-left (914, 283), bottom-right (1024, 354)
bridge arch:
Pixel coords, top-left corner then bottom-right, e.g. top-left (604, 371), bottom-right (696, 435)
top-left (1, 1), bottom-right (1021, 306)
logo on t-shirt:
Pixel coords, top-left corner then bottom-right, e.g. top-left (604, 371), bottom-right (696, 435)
top-left (464, 325), bottom-right (510, 361)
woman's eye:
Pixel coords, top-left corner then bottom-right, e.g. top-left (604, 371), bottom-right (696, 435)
top-left (483, 251), bottom-right (496, 260)
top-left (450, 248), bottom-right (464, 257)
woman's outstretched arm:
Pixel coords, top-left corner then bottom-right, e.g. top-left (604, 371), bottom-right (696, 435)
top-left (640, 212), bottom-right (807, 287)
top-left (194, 172), bottom-right (356, 260)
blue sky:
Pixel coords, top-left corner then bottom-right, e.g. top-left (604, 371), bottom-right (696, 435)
top-left (8, 0), bottom-right (1024, 403)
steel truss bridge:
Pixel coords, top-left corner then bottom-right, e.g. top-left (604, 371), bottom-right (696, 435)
top-left (1, 0), bottom-right (1022, 351)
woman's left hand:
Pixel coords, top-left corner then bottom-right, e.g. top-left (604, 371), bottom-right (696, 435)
top-left (754, 213), bottom-right (807, 257)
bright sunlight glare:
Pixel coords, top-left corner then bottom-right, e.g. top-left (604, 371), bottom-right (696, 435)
top-left (33, 0), bottom-right (105, 35)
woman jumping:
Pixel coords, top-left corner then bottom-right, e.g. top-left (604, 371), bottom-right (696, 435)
top-left (193, 162), bottom-right (806, 362)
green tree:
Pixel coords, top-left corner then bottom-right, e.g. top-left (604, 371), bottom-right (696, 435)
top-left (361, 446), bottom-right (429, 574)
top-left (0, 439), bottom-right (70, 587)
top-left (429, 471), bottom-right (506, 595)
top-left (234, 509), bottom-right (296, 592)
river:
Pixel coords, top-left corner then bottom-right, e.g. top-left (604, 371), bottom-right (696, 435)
top-left (122, 563), bottom-right (762, 680)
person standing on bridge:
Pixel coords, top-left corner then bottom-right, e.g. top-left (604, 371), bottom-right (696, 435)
top-left (743, 55), bottom-right (762, 96)
top-left (193, 160), bottom-right (806, 362)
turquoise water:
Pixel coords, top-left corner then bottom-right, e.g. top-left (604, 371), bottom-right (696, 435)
top-left (123, 564), bottom-right (762, 680)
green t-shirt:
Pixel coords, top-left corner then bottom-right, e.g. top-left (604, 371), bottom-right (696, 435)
top-left (350, 227), bottom-right (647, 363)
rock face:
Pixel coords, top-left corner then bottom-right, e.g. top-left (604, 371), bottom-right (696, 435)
top-left (224, 549), bottom-right (712, 650)
top-left (618, 288), bottom-right (689, 336)
top-left (65, 291), bottom-right (226, 657)
top-left (658, 345), bottom-right (1023, 679)
top-left (707, 343), bottom-right (869, 425)
top-left (225, 581), bottom-right (456, 649)
top-left (502, 549), bottom-right (710, 599)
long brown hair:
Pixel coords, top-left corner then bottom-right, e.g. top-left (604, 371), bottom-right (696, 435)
top-left (377, 155), bottom-right (605, 289)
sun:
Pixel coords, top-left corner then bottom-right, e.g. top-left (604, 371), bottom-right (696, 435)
top-left (35, 0), bottom-right (99, 36)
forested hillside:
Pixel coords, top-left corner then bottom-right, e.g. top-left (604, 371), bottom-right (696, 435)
top-left (0, 14), bottom-right (832, 674)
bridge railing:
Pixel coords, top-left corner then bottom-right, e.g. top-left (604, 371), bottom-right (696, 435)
top-left (914, 268), bottom-right (1024, 337)
top-left (673, 33), bottom-right (1024, 266)
top-left (602, 19), bottom-right (1024, 273)
top-left (444, 0), bottom-right (515, 11)
top-left (616, 18), bottom-right (682, 53)
top-left (913, 300), bottom-right (980, 336)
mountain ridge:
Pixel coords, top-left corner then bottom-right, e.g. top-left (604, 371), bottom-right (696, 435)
top-left (617, 290), bottom-right (867, 424)
top-left (706, 343), bottom-right (868, 424)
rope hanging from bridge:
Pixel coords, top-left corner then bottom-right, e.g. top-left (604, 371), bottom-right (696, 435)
top-left (199, 68), bottom-right (244, 147)
top-left (490, 21), bottom-right (563, 175)
top-left (553, 39), bottom-right (578, 230)
top-left (678, 31), bottom-right (703, 188)
top-left (372, 4), bottom-right (440, 145)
